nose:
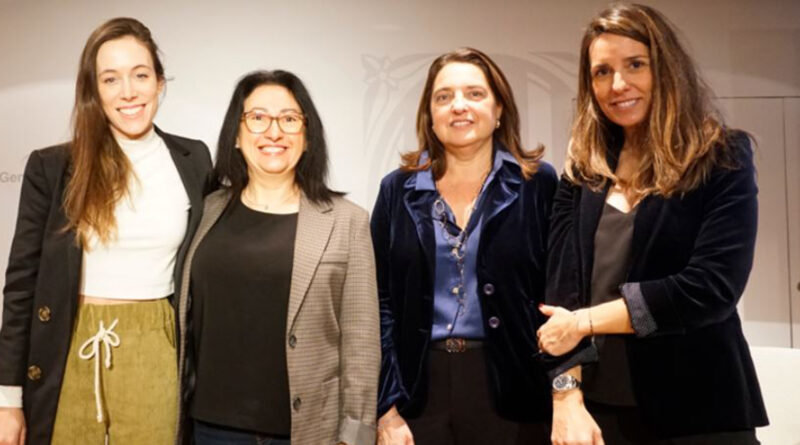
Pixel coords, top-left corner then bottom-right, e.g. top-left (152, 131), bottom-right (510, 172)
top-left (612, 72), bottom-right (629, 92)
top-left (120, 77), bottom-right (136, 100)
top-left (451, 92), bottom-right (467, 113)
top-left (264, 118), bottom-right (283, 140)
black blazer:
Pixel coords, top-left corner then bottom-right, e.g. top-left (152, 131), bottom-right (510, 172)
top-left (545, 131), bottom-right (768, 437)
top-left (371, 154), bottom-right (557, 422)
top-left (0, 128), bottom-right (212, 445)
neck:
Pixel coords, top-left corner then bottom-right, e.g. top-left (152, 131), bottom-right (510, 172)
top-left (441, 138), bottom-right (493, 181)
top-left (244, 171), bottom-right (298, 203)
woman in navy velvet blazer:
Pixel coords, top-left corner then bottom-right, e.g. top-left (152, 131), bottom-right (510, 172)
top-left (536, 4), bottom-right (767, 445)
top-left (372, 48), bottom-right (556, 445)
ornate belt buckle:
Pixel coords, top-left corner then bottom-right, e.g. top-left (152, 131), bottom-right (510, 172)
top-left (445, 338), bottom-right (466, 353)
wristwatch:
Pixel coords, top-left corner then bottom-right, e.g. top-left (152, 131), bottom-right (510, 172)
top-left (552, 373), bottom-right (581, 393)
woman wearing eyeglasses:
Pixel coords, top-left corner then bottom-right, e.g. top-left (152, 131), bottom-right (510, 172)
top-left (176, 70), bottom-right (379, 445)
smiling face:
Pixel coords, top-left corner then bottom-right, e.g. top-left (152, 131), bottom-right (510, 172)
top-left (589, 33), bottom-right (653, 136)
top-left (430, 62), bottom-right (502, 153)
top-left (238, 84), bottom-right (306, 182)
top-left (96, 36), bottom-right (164, 140)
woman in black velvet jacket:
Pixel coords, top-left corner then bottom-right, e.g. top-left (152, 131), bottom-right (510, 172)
top-left (537, 4), bottom-right (767, 445)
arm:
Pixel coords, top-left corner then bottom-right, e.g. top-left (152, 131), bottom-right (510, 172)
top-left (540, 136), bottom-right (758, 354)
top-left (540, 172), bottom-right (597, 375)
top-left (0, 150), bottom-right (54, 444)
top-left (550, 366), bottom-right (604, 445)
top-left (370, 181), bottom-right (414, 445)
top-left (337, 210), bottom-right (380, 445)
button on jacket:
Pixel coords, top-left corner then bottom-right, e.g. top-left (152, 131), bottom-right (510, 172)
top-left (0, 128), bottom-right (212, 445)
top-left (371, 145), bottom-right (557, 422)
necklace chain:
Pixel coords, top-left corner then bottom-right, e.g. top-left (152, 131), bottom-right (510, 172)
top-left (241, 188), bottom-right (298, 211)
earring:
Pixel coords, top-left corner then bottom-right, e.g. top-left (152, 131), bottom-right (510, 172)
top-left (495, 120), bottom-right (501, 129)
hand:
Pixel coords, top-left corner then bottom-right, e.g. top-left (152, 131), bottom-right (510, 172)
top-left (551, 390), bottom-right (603, 445)
top-left (0, 407), bottom-right (25, 445)
top-left (376, 405), bottom-right (414, 445)
top-left (537, 305), bottom-right (588, 356)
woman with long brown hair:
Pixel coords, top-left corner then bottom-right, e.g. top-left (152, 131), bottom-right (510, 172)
top-left (537, 3), bottom-right (767, 444)
top-left (0, 18), bottom-right (211, 445)
top-left (372, 47), bottom-right (555, 445)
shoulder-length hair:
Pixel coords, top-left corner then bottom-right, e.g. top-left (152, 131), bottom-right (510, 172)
top-left (401, 47), bottom-right (544, 180)
top-left (214, 70), bottom-right (339, 204)
top-left (566, 3), bottom-right (737, 196)
top-left (64, 17), bottom-right (164, 246)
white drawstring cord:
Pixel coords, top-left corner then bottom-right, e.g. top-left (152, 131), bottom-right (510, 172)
top-left (78, 318), bottom-right (120, 423)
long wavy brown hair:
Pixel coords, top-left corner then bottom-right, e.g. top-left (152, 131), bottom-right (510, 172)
top-left (401, 47), bottom-right (544, 180)
top-left (64, 18), bottom-right (164, 246)
top-left (566, 3), bottom-right (736, 196)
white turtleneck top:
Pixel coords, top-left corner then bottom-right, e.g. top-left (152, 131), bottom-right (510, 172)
top-left (80, 128), bottom-right (189, 299)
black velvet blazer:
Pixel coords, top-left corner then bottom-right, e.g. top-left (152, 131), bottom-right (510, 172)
top-left (0, 128), bottom-right (212, 444)
top-left (545, 131), bottom-right (769, 438)
top-left (371, 152), bottom-right (557, 423)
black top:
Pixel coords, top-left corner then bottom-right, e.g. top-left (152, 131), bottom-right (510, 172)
top-left (583, 202), bottom-right (637, 406)
top-left (190, 197), bottom-right (297, 436)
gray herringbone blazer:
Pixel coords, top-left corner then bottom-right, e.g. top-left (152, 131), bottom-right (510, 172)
top-left (176, 189), bottom-right (379, 445)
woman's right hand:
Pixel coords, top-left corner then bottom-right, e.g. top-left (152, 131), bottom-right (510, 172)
top-left (551, 390), bottom-right (603, 445)
top-left (376, 405), bottom-right (414, 445)
top-left (0, 408), bottom-right (25, 445)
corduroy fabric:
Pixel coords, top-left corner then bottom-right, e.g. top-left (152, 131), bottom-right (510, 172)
top-left (51, 299), bottom-right (177, 445)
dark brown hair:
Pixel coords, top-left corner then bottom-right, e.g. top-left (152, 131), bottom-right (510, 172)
top-left (566, 3), bottom-right (734, 196)
top-left (64, 17), bottom-right (164, 245)
top-left (401, 47), bottom-right (544, 179)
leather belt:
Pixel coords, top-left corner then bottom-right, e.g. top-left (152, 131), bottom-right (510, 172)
top-left (430, 338), bottom-right (484, 353)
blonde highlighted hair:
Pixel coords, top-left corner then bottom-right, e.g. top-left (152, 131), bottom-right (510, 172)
top-left (566, 3), bottom-right (737, 196)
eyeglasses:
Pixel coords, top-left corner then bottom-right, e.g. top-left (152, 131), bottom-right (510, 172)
top-left (241, 109), bottom-right (306, 134)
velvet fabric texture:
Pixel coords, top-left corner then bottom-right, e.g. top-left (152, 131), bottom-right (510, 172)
top-left (544, 131), bottom-right (769, 437)
top-left (371, 147), bottom-right (557, 423)
top-left (0, 128), bottom-right (212, 444)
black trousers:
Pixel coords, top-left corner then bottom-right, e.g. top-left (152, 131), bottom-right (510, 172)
top-left (406, 348), bottom-right (549, 445)
top-left (586, 401), bottom-right (760, 445)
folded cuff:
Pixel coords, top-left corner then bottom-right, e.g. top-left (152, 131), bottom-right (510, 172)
top-left (621, 282), bottom-right (658, 337)
top-left (338, 416), bottom-right (376, 445)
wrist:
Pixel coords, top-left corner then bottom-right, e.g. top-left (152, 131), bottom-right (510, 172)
top-left (553, 387), bottom-right (584, 404)
top-left (575, 308), bottom-right (594, 337)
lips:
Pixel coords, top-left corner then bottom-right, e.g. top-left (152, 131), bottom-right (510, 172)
top-left (450, 119), bottom-right (474, 127)
top-left (117, 104), bottom-right (145, 117)
top-left (611, 98), bottom-right (640, 109)
top-left (258, 145), bottom-right (288, 155)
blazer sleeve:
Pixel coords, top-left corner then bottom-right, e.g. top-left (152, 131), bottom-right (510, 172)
top-left (621, 134), bottom-right (758, 337)
top-left (0, 150), bottom-right (53, 386)
top-left (370, 178), bottom-right (409, 416)
top-left (337, 209), bottom-right (380, 445)
top-left (542, 172), bottom-right (597, 378)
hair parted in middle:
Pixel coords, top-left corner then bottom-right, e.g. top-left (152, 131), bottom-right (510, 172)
top-left (566, 2), bottom-right (736, 197)
top-left (64, 17), bottom-right (165, 246)
top-left (401, 47), bottom-right (544, 180)
top-left (214, 70), bottom-right (340, 204)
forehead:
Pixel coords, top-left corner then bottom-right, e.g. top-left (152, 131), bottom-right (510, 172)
top-left (96, 36), bottom-right (154, 72)
top-left (589, 33), bottom-right (649, 65)
top-left (244, 84), bottom-right (301, 112)
top-left (433, 62), bottom-right (490, 90)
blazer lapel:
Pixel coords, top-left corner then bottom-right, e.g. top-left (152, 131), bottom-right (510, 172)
top-left (402, 186), bottom-right (437, 280)
top-left (287, 195), bottom-right (334, 332)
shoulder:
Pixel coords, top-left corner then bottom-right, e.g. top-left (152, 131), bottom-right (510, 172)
top-left (520, 160), bottom-right (559, 195)
top-left (24, 143), bottom-right (70, 180)
top-left (379, 168), bottom-right (413, 190)
top-left (330, 195), bottom-right (369, 223)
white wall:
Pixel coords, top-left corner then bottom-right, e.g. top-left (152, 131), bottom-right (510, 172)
top-left (1, 0), bottom-right (798, 346)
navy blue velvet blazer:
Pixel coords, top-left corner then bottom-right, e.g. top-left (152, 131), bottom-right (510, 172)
top-left (371, 151), bottom-right (557, 422)
top-left (545, 131), bottom-right (769, 438)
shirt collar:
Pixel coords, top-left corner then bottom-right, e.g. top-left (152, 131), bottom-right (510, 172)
top-left (408, 142), bottom-right (520, 192)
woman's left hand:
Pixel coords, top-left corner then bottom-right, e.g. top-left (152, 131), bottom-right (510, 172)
top-left (537, 305), bottom-right (587, 356)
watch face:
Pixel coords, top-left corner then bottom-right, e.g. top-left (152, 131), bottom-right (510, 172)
top-left (553, 374), bottom-right (576, 391)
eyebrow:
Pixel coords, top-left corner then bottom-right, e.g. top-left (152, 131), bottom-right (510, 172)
top-left (97, 64), bottom-right (154, 76)
top-left (245, 107), bottom-right (302, 114)
top-left (590, 55), bottom-right (649, 68)
top-left (433, 85), bottom-right (487, 93)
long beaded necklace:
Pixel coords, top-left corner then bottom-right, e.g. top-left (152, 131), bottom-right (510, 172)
top-left (433, 170), bottom-right (490, 323)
